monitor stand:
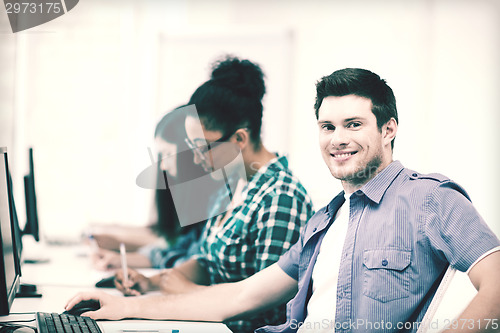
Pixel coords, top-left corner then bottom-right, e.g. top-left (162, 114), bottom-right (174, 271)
top-left (16, 283), bottom-right (42, 298)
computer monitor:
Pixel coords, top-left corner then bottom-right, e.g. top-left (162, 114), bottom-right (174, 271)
top-left (0, 147), bottom-right (21, 315)
top-left (8, 173), bottom-right (22, 277)
top-left (23, 147), bottom-right (40, 241)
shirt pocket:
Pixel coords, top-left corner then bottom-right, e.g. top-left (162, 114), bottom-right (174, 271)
top-left (362, 248), bottom-right (411, 303)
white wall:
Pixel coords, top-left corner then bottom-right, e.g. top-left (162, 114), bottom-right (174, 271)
top-left (0, 0), bottom-right (498, 241)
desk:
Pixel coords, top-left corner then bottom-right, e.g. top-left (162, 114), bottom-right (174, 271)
top-left (1, 242), bottom-right (232, 333)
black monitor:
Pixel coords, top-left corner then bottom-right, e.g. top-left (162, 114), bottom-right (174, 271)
top-left (23, 147), bottom-right (39, 242)
top-left (8, 173), bottom-right (22, 277)
top-left (0, 147), bottom-right (21, 315)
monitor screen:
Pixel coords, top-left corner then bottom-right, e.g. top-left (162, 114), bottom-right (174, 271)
top-left (0, 147), bottom-right (21, 315)
top-left (8, 172), bottom-right (22, 276)
top-left (23, 147), bottom-right (39, 241)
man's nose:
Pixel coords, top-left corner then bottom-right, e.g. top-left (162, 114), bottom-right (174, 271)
top-left (330, 128), bottom-right (350, 147)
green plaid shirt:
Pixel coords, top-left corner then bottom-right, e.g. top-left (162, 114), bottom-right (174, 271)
top-left (196, 155), bottom-right (314, 333)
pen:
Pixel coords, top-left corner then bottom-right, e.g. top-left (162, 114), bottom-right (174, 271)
top-left (88, 234), bottom-right (99, 253)
top-left (120, 242), bottom-right (129, 288)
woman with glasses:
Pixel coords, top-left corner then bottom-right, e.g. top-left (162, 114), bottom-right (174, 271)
top-left (115, 56), bottom-right (315, 333)
top-left (91, 106), bottom-right (221, 271)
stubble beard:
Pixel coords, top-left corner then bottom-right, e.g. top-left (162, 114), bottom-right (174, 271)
top-left (334, 154), bottom-right (383, 190)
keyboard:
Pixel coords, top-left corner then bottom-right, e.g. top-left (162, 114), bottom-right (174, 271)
top-left (36, 312), bottom-right (102, 333)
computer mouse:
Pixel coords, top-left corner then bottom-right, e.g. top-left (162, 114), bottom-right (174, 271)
top-left (63, 299), bottom-right (101, 316)
top-left (95, 276), bottom-right (116, 288)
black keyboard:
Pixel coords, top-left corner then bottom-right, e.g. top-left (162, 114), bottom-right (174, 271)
top-left (36, 312), bottom-right (102, 333)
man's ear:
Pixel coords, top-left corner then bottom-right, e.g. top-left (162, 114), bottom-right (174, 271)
top-left (383, 118), bottom-right (398, 147)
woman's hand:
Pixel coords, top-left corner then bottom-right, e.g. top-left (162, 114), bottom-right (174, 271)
top-left (91, 248), bottom-right (121, 271)
top-left (159, 269), bottom-right (204, 294)
top-left (114, 268), bottom-right (154, 296)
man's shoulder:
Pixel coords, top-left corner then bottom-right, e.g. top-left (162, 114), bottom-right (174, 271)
top-left (402, 168), bottom-right (450, 183)
top-left (396, 167), bottom-right (470, 201)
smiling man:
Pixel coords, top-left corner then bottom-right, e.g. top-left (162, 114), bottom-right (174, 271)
top-left (316, 94), bottom-right (394, 193)
top-left (66, 68), bottom-right (500, 333)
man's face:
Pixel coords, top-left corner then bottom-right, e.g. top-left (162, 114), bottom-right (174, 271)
top-left (317, 95), bottom-right (393, 190)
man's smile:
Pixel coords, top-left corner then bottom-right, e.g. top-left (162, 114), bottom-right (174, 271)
top-left (330, 150), bottom-right (358, 162)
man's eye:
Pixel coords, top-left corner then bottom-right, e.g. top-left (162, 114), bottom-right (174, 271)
top-left (347, 122), bottom-right (361, 129)
top-left (321, 124), bottom-right (335, 131)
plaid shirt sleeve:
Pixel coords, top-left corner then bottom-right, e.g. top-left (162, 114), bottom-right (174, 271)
top-left (252, 187), bottom-right (313, 271)
top-left (225, 185), bottom-right (313, 333)
top-left (196, 156), bottom-right (314, 333)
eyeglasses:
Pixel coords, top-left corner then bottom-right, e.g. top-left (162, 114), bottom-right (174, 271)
top-left (185, 129), bottom-right (237, 162)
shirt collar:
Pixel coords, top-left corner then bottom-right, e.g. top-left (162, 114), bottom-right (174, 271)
top-left (324, 161), bottom-right (404, 217)
top-left (326, 191), bottom-right (346, 218)
top-left (241, 154), bottom-right (286, 192)
top-left (357, 160), bottom-right (405, 204)
top-left (249, 154), bottom-right (286, 183)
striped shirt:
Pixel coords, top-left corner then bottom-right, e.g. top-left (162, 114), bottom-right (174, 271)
top-left (258, 160), bottom-right (500, 333)
top-left (196, 155), bottom-right (315, 333)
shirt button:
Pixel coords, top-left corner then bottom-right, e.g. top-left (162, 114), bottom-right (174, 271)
top-left (312, 228), bottom-right (317, 232)
top-left (412, 173), bottom-right (418, 177)
top-left (382, 259), bottom-right (388, 266)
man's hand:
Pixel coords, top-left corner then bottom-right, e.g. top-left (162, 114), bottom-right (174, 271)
top-left (65, 291), bottom-right (132, 320)
top-left (114, 268), bottom-right (154, 296)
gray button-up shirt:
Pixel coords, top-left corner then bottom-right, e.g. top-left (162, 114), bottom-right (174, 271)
top-left (257, 161), bottom-right (500, 333)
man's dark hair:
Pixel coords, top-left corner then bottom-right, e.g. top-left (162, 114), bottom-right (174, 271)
top-left (314, 68), bottom-right (398, 149)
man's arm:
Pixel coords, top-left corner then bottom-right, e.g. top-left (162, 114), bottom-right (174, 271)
top-left (66, 263), bottom-right (298, 322)
top-left (447, 251), bottom-right (500, 332)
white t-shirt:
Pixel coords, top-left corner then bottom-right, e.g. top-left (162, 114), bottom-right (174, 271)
top-left (297, 193), bottom-right (350, 333)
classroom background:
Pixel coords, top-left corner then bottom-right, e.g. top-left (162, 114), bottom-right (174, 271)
top-left (0, 0), bottom-right (499, 241)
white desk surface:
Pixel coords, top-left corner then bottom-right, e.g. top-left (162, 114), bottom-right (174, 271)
top-left (0, 241), bottom-right (232, 333)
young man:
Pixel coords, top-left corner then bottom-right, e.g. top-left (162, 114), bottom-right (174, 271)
top-left (66, 68), bottom-right (500, 332)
